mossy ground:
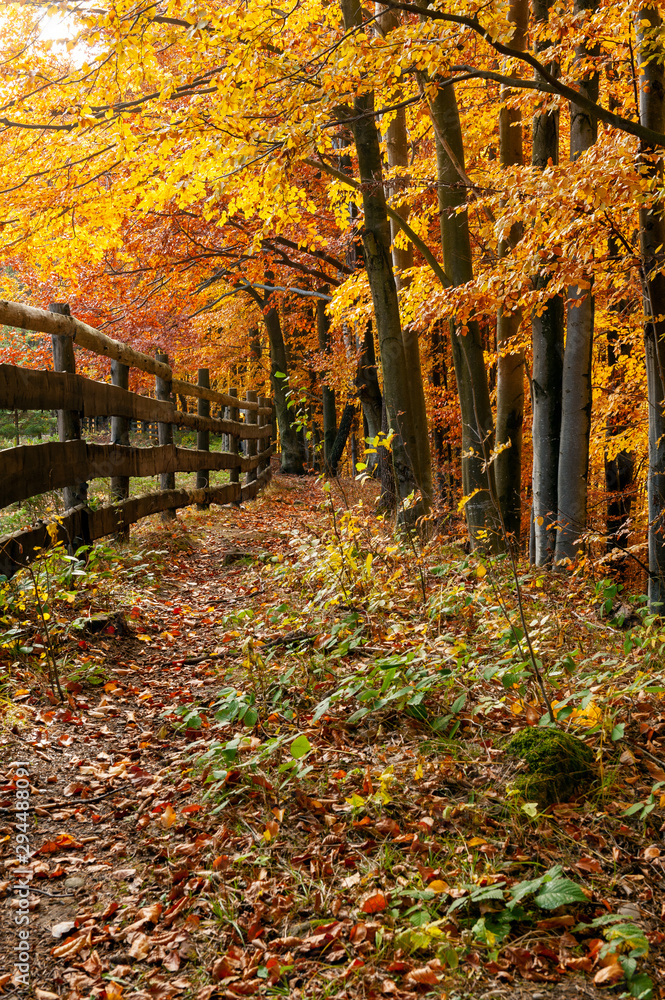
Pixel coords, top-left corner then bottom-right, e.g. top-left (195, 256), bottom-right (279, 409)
top-left (506, 726), bottom-right (597, 806)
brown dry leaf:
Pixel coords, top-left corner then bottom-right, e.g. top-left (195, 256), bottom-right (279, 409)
top-left (138, 902), bottom-right (163, 922)
top-left (646, 760), bottom-right (665, 781)
top-left (594, 963), bottom-right (624, 985)
top-left (51, 934), bottom-right (87, 959)
top-left (536, 915), bottom-right (575, 930)
top-left (405, 966), bottom-right (440, 986)
top-left (105, 983), bottom-right (124, 1000)
top-left (80, 950), bottom-right (103, 976)
top-left (644, 845), bottom-right (661, 860)
top-left (35, 992), bottom-right (60, 1000)
top-left (128, 932), bottom-right (151, 960)
top-left (161, 804), bottom-right (178, 829)
top-left (565, 957), bottom-right (593, 972)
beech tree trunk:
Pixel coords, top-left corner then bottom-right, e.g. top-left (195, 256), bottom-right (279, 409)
top-left (316, 292), bottom-right (337, 473)
top-left (637, 5), bottom-right (665, 609)
top-left (495, 0), bottom-right (528, 545)
top-left (605, 236), bottom-right (635, 559)
top-left (264, 296), bottom-right (306, 474)
top-left (376, 4), bottom-right (432, 508)
top-left (555, 0), bottom-right (599, 564)
top-left (531, 0), bottom-right (564, 565)
top-left (340, 0), bottom-right (431, 514)
top-left (356, 321), bottom-right (382, 476)
top-left (429, 82), bottom-right (499, 545)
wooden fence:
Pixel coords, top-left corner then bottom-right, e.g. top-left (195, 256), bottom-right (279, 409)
top-left (0, 300), bottom-right (274, 578)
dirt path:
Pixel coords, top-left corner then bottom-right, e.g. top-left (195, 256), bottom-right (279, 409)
top-left (1, 474), bottom-right (665, 999)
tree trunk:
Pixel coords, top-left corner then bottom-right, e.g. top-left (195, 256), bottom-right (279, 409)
top-left (637, 4), bottom-right (665, 609)
top-left (531, 0), bottom-right (564, 565)
top-left (340, 0), bottom-right (430, 514)
top-left (329, 403), bottom-right (356, 475)
top-left (428, 82), bottom-right (499, 546)
top-left (356, 321), bottom-right (382, 476)
top-left (605, 236), bottom-right (634, 559)
top-left (555, 0), bottom-right (599, 564)
top-left (316, 292), bottom-right (338, 474)
top-left (376, 4), bottom-right (432, 508)
top-left (495, 0), bottom-right (528, 545)
top-left (264, 297), bottom-right (306, 474)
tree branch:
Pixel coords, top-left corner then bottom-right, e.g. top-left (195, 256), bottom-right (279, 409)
top-left (304, 156), bottom-right (451, 288)
top-left (382, 1), bottom-right (665, 148)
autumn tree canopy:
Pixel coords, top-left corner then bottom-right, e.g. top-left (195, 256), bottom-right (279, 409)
top-left (1, 0), bottom-right (665, 595)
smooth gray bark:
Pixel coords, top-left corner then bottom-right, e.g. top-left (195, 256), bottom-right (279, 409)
top-left (531, 0), bottom-right (564, 565)
top-left (495, 0), bottom-right (528, 544)
top-left (555, 0), bottom-right (599, 564)
top-left (429, 82), bottom-right (499, 545)
top-left (376, 4), bottom-right (432, 507)
top-left (264, 299), bottom-right (306, 474)
top-left (316, 293), bottom-right (337, 473)
top-left (340, 0), bottom-right (431, 513)
top-left (637, 5), bottom-right (665, 608)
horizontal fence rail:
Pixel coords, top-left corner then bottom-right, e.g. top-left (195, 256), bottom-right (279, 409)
top-left (0, 300), bottom-right (274, 577)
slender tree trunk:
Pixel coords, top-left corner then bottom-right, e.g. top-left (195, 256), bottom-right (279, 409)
top-left (531, 0), bottom-right (564, 565)
top-left (637, 5), bottom-right (665, 609)
top-left (495, 0), bottom-right (528, 544)
top-left (428, 82), bottom-right (499, 545)
top-left (356, 321), bottom-right (382, 475)
top-left (376, 4), bottom-right (432, 508)
top-left (605, 236), bottom-right (635, 559)
top-left (317, 292), bottom-right (338, 474)
top-left (329, 403), bottom-right (356, 475)
top-left (264, 296), bottom-right (306, 474)
top-left (340, 0), bottom-right (431, 514)
top-left (555, 0), bottom-right (599, 564)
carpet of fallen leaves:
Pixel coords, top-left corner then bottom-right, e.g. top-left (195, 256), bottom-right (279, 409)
top-left (2, 471), bottom-right (665, 1000)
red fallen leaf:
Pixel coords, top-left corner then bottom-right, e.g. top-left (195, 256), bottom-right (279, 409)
top-left (536, 915), bottom-right (575, 930)
top-left (352, 817), bottom-right (372, 827)
top-left (211, 957), bottom-right (236, 982)
top-left (37, 834), bottom-right (82, 854)
top-left (386, 961), bottom-right (411, 973)
top-left (360, 891), bottom-right (387, 914)
top-left (575, 856), bottom-right (603, 874)
top-left (181, 804), bottom-right (202, 815)
top-left (363, 767), bottom-right (374, 795)
top-left (100, 901), bottom-right (119, 920)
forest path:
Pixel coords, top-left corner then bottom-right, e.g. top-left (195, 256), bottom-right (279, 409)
top-left (0, 473), bottom-right (661, 1000)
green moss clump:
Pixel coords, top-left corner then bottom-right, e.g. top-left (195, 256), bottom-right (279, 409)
top-left (506, 727), bottom-right (596, 807)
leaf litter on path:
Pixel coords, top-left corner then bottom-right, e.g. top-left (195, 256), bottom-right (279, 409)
top-left (1, 473), bottom-right (665, 998)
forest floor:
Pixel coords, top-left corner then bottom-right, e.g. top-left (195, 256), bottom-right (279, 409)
top-left (2, 471), bottom-right (665, 1000)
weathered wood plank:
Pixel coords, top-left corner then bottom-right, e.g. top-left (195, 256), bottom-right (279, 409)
top-left (0, 300), bottom-right (171, 378)
top-left (0, 365), bottom-right (271, 439)
top-left (240, 466), bottom-right (272, 503)
top-left (0, 442), bottom-right (254, 508)
top-left (0, 482), bottom-right (242, 579)
top-left (171, 377), bottom-right (271, 414)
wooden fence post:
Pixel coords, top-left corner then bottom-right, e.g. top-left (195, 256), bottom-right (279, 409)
top-left (196, 367), bottom-right (210, 509)
top-left (111, 360), bottom-right (130, 541)
top-left (259, 395), bottom-right (270, 476)
top-left (229, 387), bottom-right (240, 492)
top-left (246, 389), bottom-right (258, 485)
top-left (155, 351), bottom-right (176, 520)
top-left (49, 302), bottom-right (83, 511)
